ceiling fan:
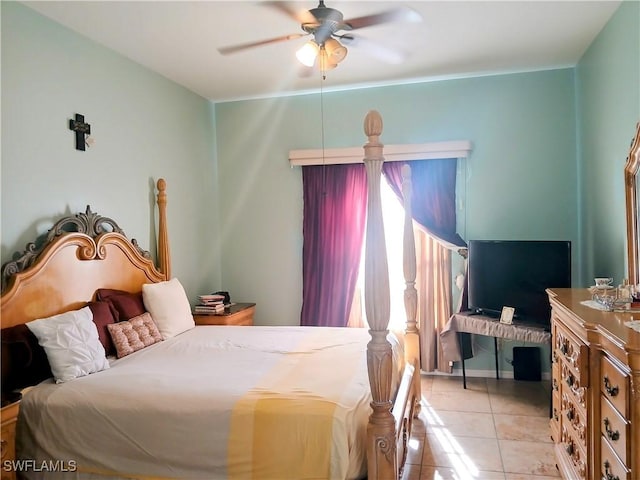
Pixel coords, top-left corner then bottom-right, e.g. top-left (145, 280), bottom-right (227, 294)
top-left (218, 1), bottom-right (421, 72)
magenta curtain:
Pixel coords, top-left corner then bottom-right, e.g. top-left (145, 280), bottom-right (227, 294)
top-left (382, 159), bottom-right (466, 248)
top-left (300, 164), bottom-right (368, 326)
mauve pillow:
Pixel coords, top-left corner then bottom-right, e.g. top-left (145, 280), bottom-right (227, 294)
top-left (96, 289), bottom-right (146, 321)
top-left (1, 324), bottom-right (52, 391)
top-left (107, 312), bottom-right (163, 358)
top-left (95, 288), bottom-right (128, 300)
top-left (87, 301), bottom-right (118, 356)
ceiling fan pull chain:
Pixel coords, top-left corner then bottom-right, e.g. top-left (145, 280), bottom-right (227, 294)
top-left (320, 68), bottom-right (326, 195)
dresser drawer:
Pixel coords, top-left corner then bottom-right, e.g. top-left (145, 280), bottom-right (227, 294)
top-left (550, 389), bottom-right (561, 442)
top-left (560, 424), bottom-right (588, 479)
top-left (601, 395), bottom-right (629, 466)
top-left (0, 412), bottom-right (17, 480)
top-left (600, 355), bottom-right (629, 418)
top-left (561, 362), bottom-right (587, 410)
top-left (601, 435), bottom-right (630, 480)
top-left (555, 322), bottom-right (589, 384)
top-left (0, 421), bottom-right (15, 461)
top-left (561, 393), bottom-right (587, 445)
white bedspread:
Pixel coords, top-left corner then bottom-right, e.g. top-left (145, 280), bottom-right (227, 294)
top-left (17, 326), bottom-right (403, 480)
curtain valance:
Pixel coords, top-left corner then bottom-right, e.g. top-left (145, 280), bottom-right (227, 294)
top-left (289, 140), bottom-right (471, 166)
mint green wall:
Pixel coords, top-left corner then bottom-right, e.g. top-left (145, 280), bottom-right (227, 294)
top-left (576, 0), bottom-right (640, 287)
top-left (216, 70), bottom-right (578, 325)
top-left (215, 71), bottom-right (579, 375)
top-left (1, 2), bottom-right (220, 300)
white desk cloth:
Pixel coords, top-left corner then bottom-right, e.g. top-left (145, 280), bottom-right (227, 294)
top-left (440, 312), bottom-right (551, 364)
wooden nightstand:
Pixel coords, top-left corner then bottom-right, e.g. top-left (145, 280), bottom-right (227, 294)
top-left (1, 395), bottom-right (21, 480)
top-left (193, 302), bottom-right (256, 326)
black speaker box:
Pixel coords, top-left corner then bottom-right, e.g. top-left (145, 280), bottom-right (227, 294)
top-left (512, 346), bottom-right (541, 381)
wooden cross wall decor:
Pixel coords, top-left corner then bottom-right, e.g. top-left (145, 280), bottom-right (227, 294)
top-left (69, 114), bottom-right (91, 151)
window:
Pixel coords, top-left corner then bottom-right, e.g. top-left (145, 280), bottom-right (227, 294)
top-left (349, 177), bottom-right (415, 331)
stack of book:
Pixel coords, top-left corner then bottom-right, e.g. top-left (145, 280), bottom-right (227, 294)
top-left (194, 294), bottom-right (226, 314)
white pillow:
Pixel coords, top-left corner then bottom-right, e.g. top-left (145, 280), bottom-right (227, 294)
top-left (142, 278), bottom-right (194, 339)
top-left (26, 306), bottom-right (109, 383)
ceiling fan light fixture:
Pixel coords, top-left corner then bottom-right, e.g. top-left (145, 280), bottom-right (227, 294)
top-left (296, 40), bottom-right (320, 67)
top-left (324, 38), bottom-right (347, 63)
top-left (318, 46), bottom-right (338, 72)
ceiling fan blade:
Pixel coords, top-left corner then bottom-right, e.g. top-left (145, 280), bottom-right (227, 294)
top-left (342, 6), bottom-right (421, 30)
top-left (263, 1), bottom-right (317, 25)
top-left (338, 35), bottom-right (407, 65)
top-left (218, 33), bottom-right (307, 55)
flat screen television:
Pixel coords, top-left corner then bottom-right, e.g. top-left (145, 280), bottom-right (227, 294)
top-left (467, 240), bottom-right (571, 329)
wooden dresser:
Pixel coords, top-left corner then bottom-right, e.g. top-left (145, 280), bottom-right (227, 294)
top-left (548, 288), bottom-right (639, 480)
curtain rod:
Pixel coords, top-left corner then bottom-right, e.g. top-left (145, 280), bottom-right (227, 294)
top-left (289, 140), bottom-right (472, 166)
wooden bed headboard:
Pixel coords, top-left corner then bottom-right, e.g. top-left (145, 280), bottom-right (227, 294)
top-left (0, 179), bottom-right (170, 330)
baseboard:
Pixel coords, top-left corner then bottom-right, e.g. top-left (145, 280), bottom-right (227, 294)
top-left (427, 368), bottom-right (550, 381)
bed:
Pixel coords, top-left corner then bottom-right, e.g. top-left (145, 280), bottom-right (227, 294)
top-left (0, 110), bottom-right (420, 480)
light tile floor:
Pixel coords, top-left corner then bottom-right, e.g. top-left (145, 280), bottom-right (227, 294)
top-left (401, 374), bottom-right (560, 480)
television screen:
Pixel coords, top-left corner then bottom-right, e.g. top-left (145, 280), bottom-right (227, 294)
top-left (467, 240), bottom-right (571, 328)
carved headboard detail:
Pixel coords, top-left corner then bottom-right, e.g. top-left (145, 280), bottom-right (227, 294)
top-left (1, 179), bottom-right (170, 331)
top-left (1, 206), bottom-right (151, 294)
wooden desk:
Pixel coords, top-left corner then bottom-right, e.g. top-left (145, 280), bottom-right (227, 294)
top-left (441, 312), bottom-right (551, 388)
top-left (193, 302), bottom-right (255, 326)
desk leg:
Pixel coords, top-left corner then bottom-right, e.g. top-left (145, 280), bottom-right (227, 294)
top-left (459, 332), bottom-right (467, 389)
top-left (494, 337), bottom-right (499, 380)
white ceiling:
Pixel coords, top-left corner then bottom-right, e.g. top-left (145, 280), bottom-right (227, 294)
top-left (22, 1), bottom-right (622, 103)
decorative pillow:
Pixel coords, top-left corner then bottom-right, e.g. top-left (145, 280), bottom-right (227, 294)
top-left (95, 288), bottom-right (129, 301)
top-left (96, 289), bottom-right (146, 321)
top-left (87, 301), bottom-right (118, 356)
top-left (142, 278), bottom-right (194, 339)
top-left (1, 324), bottom-right (52, 391)
top-left (26, 306), bottom-right (109, 383)
top-left (107, 312), bottom-right (163, 358)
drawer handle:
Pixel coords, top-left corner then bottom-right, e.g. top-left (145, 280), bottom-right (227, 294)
top-left (603, 418), bottom-right (620, 441)
top-left (603, 376), bottom-right (619, 397)
top-left (566, 443), bottom-right (574, 455)
top-left (602, 460), bottom-right (620, 480)
top-left (566, 409), bottom-right (574, 421)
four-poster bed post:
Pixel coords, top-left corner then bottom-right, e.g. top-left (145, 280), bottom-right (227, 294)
top-left (363, 110), bottom-right (396, 479)
top-left (363, 110), bottom-right (421, 479)
top-left (401, 164), bottom-right (421, 415)
top-left (155, 178), bottom-right (171, 279)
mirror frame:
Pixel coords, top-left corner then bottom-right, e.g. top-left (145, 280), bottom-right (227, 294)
top-left (625, 121), bottom-right (640, 286)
